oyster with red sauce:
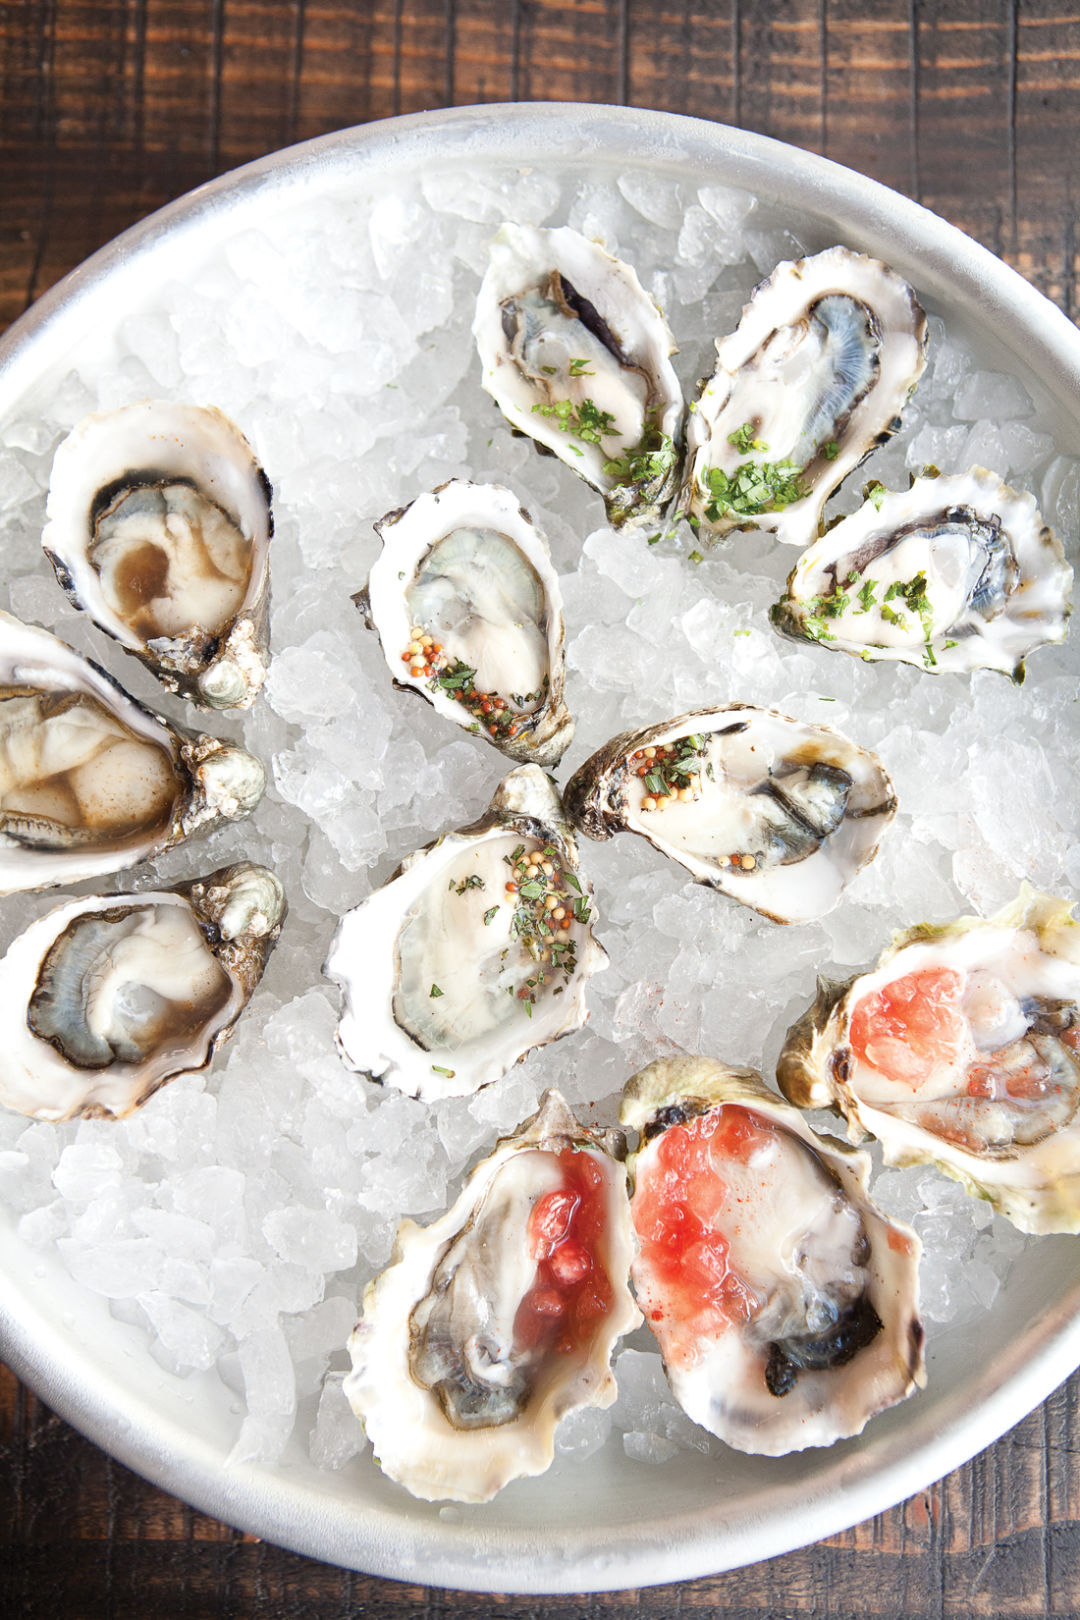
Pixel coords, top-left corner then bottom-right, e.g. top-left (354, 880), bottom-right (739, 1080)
top-left (621, 1056), bottom-right (924, 1455)
top-left (343, 1089), bottom-right (640, 1502)
top-left (778, 888), bottom-right (1080, 1234)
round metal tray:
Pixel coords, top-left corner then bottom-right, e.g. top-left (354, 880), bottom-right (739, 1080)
top-left (2, 103), bottom-right (1080, 1595)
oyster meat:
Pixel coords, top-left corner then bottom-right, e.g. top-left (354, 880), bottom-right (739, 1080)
top-left (344, 1089), bottom-right (640, 1502)
top-left (771, 466), bottom-right (1072, 678)
top-left (0, 863), bottom-right (285, 1121)
top-left (324, 766), bottom-right (607, 1101)
top-left (682, 246), bottom-right (926, 547)
top-left (358, 480), bottom-right (573, 766)
top-left (564, 705), bottom-right (895, 924)
top-left (621, 1056), bottom-right (924, 1455)
top-left (0, 612), bottom-right (265, 893)
top-left (42, 400), bottom-right (273, 709)
top-left (778, 888), bottom-right (1080, 1234)
top-left (473, 223), bottom-right (684, 527)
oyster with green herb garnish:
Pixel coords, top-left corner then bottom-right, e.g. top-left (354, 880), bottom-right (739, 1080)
top-left (323, 767), bottom-right (606, 1102)
top-left (473, 223), bottom-right (684, 528)
top-left (682, 245), bottom-right (926, 547)
top-left (771, 466), bottom-right (1072, 677)
top-left (357, 480), bottom-right (574, 765)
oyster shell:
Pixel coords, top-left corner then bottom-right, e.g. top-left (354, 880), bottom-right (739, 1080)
top-left (682, 246), bottom-right (927, 547)
top-left (771, 466), bottom-right (1072, 678)
top-left (564, 705), bottom-right (895, 924)
top-left (0, 612), bottom-right (265, 893)
top-left (358, 480), bottom-right (573, 766)
top-left (343, 1089), bottom-right (640, 1502)
top-left (0, 862), bottom-right (285, 1122)
top-left (621, 1056), bottom-right (924, 1456)
top-left (473, 223), bottom-right (683, 527)
top-left (777, 888), bottom-right (1080, 1234)
top-left (324, 766), bottom-right (607, 1101)
top-left (42, 401), bottom-right (272, 709)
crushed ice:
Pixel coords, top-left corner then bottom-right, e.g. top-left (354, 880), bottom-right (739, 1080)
top-left (0, 158), bottom-right (1076, 1476)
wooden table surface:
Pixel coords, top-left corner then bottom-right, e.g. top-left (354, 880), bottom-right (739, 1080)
top-left (3, 2), bottom-right (1080, 1615)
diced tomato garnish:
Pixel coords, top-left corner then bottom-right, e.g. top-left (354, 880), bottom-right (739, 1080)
top-left (528, 1189), bottom-right (577, 1259)
top-left (849, 967), bottom-right (967, 1089)
top-left (513, 1149), bottom-right (616, 1360)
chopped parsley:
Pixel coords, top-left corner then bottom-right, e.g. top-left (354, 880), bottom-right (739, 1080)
top-left (823, 440), bottom-right (840, 460)
top-left (568, 357), bottom-right (594, 376)
top-left (431, 1065), bottom-right (455, 1078)
top-left (430, 984), bottom-right (444, 998)
top-left (483, 905), bottom-right (500, 926)
top-left (532, 395), bottom-right (618, 445)
top-left (454, 874), bottom-right (486, 895)
top-left (702, 457), bottom-right (809, 522)
top-left (727, 421), bottom-right (768, 456)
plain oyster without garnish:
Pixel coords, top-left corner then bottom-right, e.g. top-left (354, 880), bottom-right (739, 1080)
top-left (621, 1056), bottom-right (925, 1455)
top-left (0, 862), bottom-right (285, 1122)
top-left (564, 705), bottom-right (896, 925)
top-left (473, 222), bottom-right (684, 528)
top-left (771, 465), bottom-right (1073, 678)
top-left (358, 479), bottom-right (574, 766)
top-left (0, 611), bottom-right (266, 894)
top-left (343, 1088), bottom-right (640, 1503)
top-left (42, 400), bottom-right (273, 710)
top-left (682, 245), bottom-right (927, 548)
top-left (323, 765), bottom-right (607, 1102)
top-left (777, 887), bottom-right (1080, 1235)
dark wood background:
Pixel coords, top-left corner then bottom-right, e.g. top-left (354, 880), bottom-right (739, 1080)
top-left (3, 2), bottom-right (1080, 1615)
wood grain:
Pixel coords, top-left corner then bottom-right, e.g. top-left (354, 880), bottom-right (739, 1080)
top-left (3, 1), bottom-right (1080, 1614)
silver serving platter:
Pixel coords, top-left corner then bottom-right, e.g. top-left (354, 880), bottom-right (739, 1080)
top-left (2, 104), bottom-right (1080, 1595)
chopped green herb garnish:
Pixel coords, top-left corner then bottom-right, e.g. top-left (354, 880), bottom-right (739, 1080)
top-left (454, 874), bottom-right (486, 895)
top-left (568, 357), bottom-right (593, 376)
top-left (823, 440), bottom-right (840, 460)
top-left (688, 550), bottom-right (703, 564)
top-left (483, 906), bottom-right (499, 926)
top-left (702, 457), bottom-right (809, 522)
top-left (431, 1065), bottom-right (455, 1077)
top-left (430, 984), bottom-right (443, 998)
top-left (728, 422), bottom-right (768, 455)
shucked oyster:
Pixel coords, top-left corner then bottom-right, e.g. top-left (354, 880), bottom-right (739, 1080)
top-left (778, 888), bottom-right (1080, 1234)
top-left (682, 246), bottom-right (926, 547)
top-left (771, 466), bottom-right (1072, 678)
top-left (42, 401), bottom-right (272, 709)
top-left (564, 705), bottom-right (895, 924)
top-left (344, 1089), bottom-right (640, 1502)
top-left (0, 863), bottom-right (285, 1122)
top-left (324, 766), bottom-right (607, 1102)
top-left (621, 1057), bottom-right (924, 1455)
top-left (358, 480), bottom-right (573, 766)
top-left (0, 612), bottom-right (265, 894)
top-left (474, 223), bottom-right (684, 527)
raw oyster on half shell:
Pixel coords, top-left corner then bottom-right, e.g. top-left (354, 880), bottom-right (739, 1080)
top-left (324, 766), bottom-right (607, 1102)
top-left (343, 1089), bottom-right (640, 1502)
top-left (564, 705), bottom-right (895, 924)
top-left (0, 611), bottom-right (265, 893)
top-left (0, 862), bottom-right (285, 1122)
top-left (42, 400), bottom-right (272, 709)
top-left (778, 888), bottom-right (1080, 1234)
top-left (474, 223), bottom-right (684, 527)
top-left (622, 1056), bottom-right (924, 1455)
top-left (771, 466), bottom-right (1072, 678)
top-left (358, 480), bottom-right (573, 766)
top-left (682, 246), bottom-right (927, 547)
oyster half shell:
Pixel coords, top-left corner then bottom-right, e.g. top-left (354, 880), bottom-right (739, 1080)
top-left (621, 1056), bottom-right (924, 1456)
top-left (771, 466), bottom-right (1072, 679)
top-left (564, 705), bottom-right (895, 924)
top-left (474, 223), bottom-right (684, 528)
top-left (0, 612), bottom-right (265, 893)
top-left (324, 766), bottom-right (607, 1101)
top-left (358, 480), bottom-right (574, 766)
top-left (42, 400), bottom-right (273, 709)
top-left (778, 887), bottom-right (1080, 1234)
top-left (0, 862), bottom-right (285, 1122)
top-left (344, 1089), bottom-right (641, 1502)
top-left (682, 246), bottom-right (927, 547)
